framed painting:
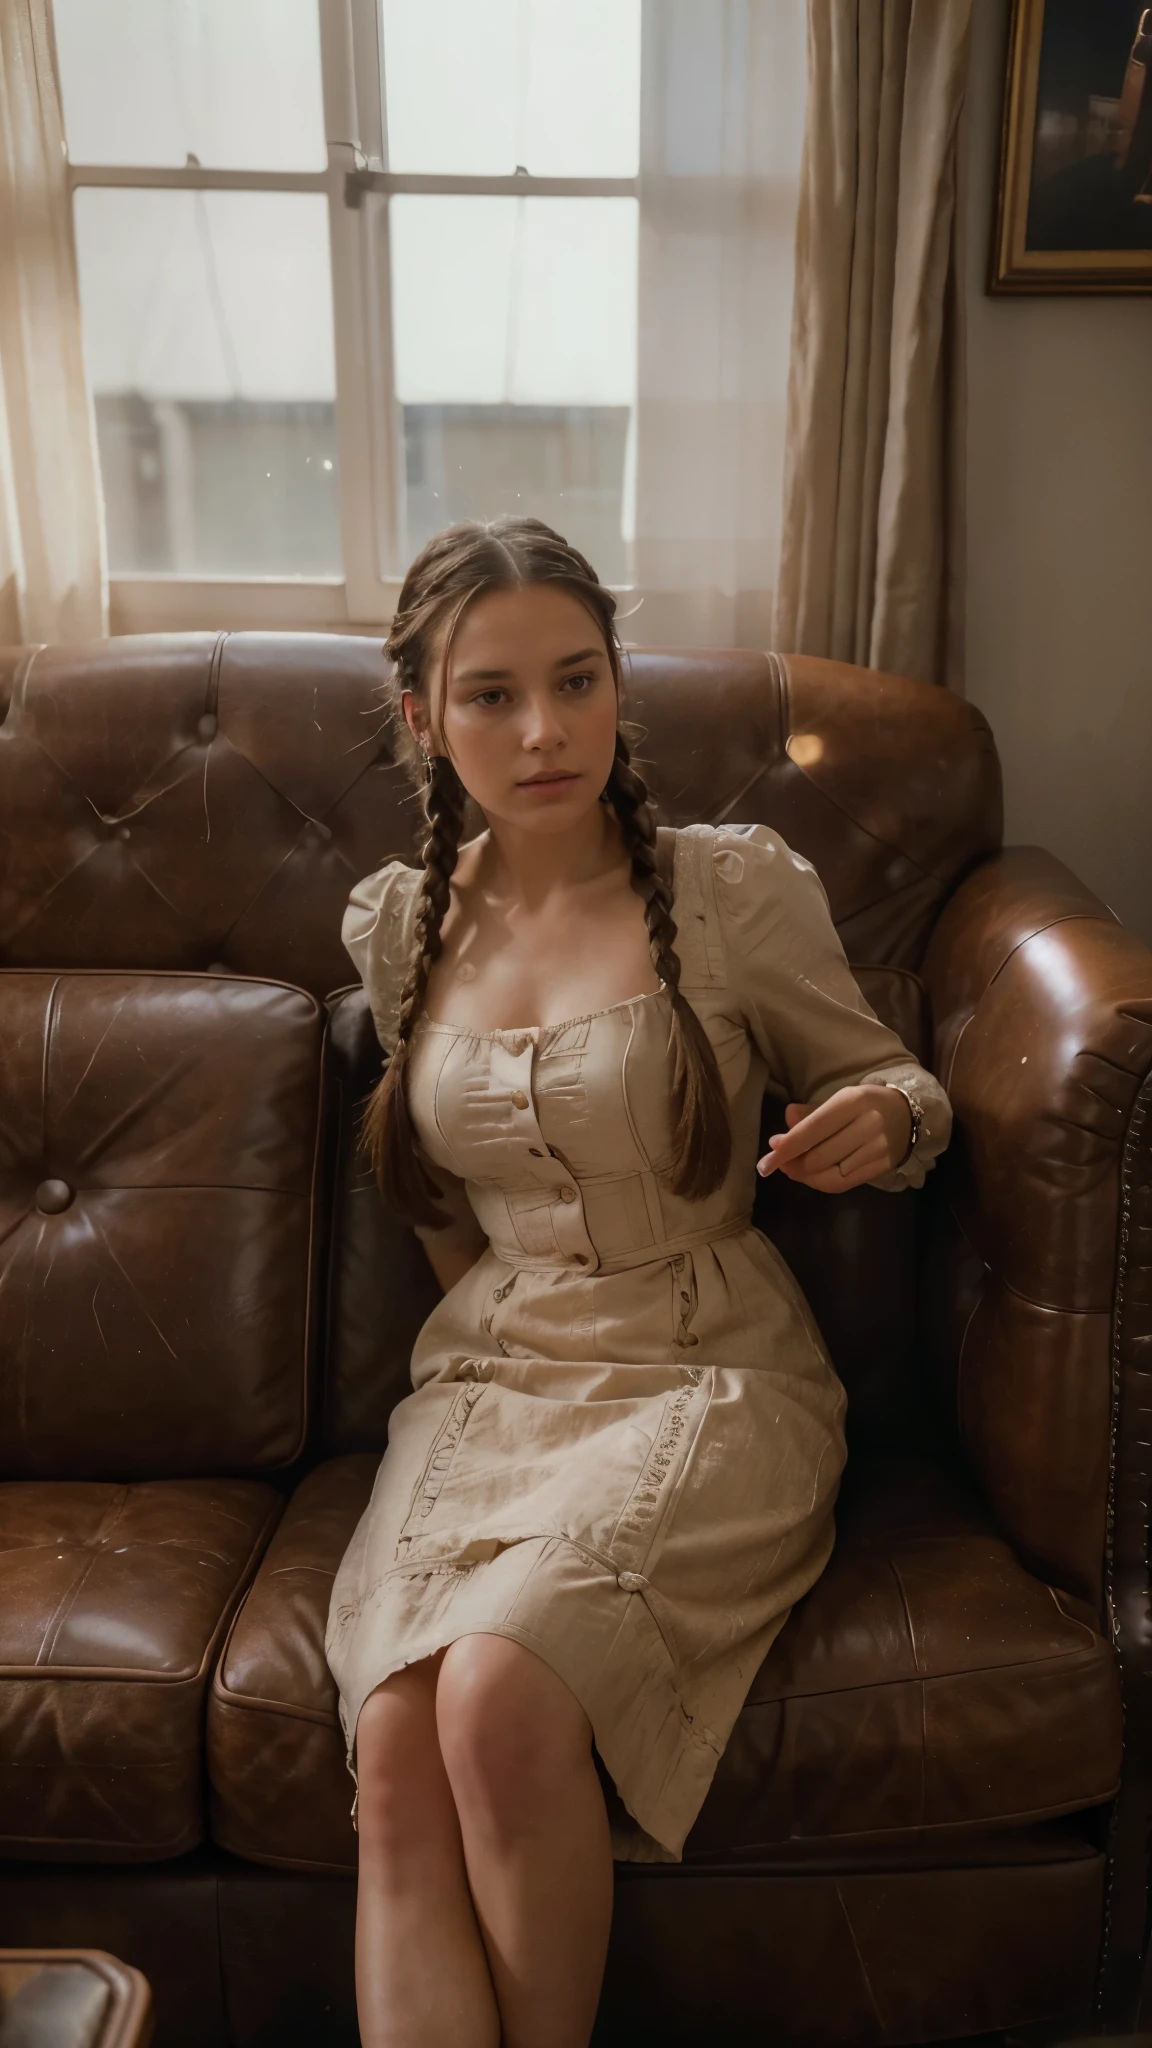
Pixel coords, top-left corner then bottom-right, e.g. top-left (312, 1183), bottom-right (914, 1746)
top-left (992, 0), bottom-right (1152, 291)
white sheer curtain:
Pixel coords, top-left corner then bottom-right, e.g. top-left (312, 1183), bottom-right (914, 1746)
top-left (625, 0), bottom-right (806, 650)
top-left (0, 0), bottom-right (106, 643)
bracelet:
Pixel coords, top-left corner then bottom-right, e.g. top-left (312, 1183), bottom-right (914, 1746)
top-left (881, 1081), bottom-right (923, 1169)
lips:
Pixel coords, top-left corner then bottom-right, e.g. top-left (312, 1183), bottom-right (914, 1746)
top-left (519, 772), bottom-right (579, 786)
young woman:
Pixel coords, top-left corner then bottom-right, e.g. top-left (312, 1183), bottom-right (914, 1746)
top-left (326, 516), bottom-right (952, 2048)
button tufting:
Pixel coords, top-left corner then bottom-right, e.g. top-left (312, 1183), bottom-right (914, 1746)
top-left (559, 1186), bottom-right (577, 1202)
top-left (36, 1179), bottom-right (74, 1215)
top-left (197, 713), bottom-right (218, 743)
top-left (510, 1089), bottom-right (528, 1109)
top-left (116, 824), bottom-right (131, 841)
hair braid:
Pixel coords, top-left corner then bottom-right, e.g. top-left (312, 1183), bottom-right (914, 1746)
top-left (360, 750), bottom-right (469, 1226)
top-left (603, 735), bottom-right (732, 1200)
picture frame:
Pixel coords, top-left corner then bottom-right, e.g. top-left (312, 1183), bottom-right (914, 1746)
top-left (991, 0), bottom-right (1152, 293)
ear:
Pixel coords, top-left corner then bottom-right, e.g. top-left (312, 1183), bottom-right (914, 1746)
top-left (400, 689), bottom-right (424, 744)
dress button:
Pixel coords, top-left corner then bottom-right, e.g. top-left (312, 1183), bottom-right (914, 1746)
top-left (559, 1186), bottom-right (577, 1202)
top-left (510, 1089), bottom-right (529, 1109)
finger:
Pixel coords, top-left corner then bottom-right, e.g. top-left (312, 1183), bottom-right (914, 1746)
top-left (837, 1134), bottom-right (892, 1179)
top-left (792, 1160), bottom-right (878, 1193)
top-left (758, 1100), bottom-right (817, 1173)
top-left (768, 1094), bottom-right (860, 1163)
top-left (785, 1140), bottom-right (891, 1193)
top-left (782, 1118), bottom-right (875, 1178)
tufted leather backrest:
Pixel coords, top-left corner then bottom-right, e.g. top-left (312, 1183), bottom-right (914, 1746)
top-left (0, 636), bottom-right (1000, 990)
top-left (0, 970), bottom-right (326, 1478)
top-left (0, 633), bottom-right (1002, 1462)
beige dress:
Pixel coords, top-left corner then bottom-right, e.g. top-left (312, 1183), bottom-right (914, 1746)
top-left (325, 822), bottom-right (951, 1863)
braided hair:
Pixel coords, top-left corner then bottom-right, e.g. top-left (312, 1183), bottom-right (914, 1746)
top-left (361, 515), bottom-right (732, 1226)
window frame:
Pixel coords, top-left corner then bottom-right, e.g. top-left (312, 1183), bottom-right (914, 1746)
top-left (68, 0), bottom-right (640, 630)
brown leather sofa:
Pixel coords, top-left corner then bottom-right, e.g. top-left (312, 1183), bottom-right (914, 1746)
top-left (0, 632), bottom-right (1147, 2047)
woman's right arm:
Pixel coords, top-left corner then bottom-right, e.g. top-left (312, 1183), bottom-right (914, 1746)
top-left (343, 862), bottom-right (489, 1290)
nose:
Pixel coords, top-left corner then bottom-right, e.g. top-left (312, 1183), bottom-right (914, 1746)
top-left (520, 688), bottom-right (568, 751)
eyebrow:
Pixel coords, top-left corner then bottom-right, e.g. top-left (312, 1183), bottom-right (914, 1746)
top-left (453, 646), bottom-right (606, 686)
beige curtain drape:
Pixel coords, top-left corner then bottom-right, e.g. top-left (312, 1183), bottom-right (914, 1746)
top-left (0, 0), bottom-right (106, 643)
top-left (627, 0), bottom-right (807, 650)
top-left (775, 0), bottom-right (972, 688)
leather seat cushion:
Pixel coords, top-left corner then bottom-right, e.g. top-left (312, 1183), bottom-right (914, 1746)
top-left (0, 1478), bottom-right (281, 1860)
top-left (208, 1452), bottom-right (1122, 1873)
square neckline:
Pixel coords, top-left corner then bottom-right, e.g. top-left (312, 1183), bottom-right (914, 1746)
top-left (415, 982), bottom-right (670, 1042)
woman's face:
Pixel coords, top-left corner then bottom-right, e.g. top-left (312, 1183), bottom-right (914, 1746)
top-left (407, 583), bottom-right (620, 835)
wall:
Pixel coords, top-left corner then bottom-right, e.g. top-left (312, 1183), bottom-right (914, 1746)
top-left (964, 0), bottom-right (1152, 943)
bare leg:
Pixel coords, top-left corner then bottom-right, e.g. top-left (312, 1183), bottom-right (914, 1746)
top-left (436, 1633), bottom-right (614, 2048)
top-left (354, 1649), bottom-right (501, 2048)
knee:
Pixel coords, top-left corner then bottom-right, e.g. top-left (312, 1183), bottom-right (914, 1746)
top-left (436, 1636), bottom-right (592, 1844)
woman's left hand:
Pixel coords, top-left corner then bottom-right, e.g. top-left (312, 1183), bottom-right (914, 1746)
top-left (755, 1085), bottom-right (912, 1193)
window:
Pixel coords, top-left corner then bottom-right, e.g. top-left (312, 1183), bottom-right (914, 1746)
top-left (55, 0), bottom-right (641, 624)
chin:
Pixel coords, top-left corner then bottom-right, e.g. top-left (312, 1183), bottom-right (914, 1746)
top-left (490, 783), bottom-right (602, 829)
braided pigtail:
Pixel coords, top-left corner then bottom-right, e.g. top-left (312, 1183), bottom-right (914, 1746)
top-left (604, 733), bottom-right (732, 1200)
top-left (361, 750), bottom-right (468, 1226)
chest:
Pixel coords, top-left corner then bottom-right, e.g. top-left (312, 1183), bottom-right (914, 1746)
top-left (422, 883), bottom-right (660, 1035)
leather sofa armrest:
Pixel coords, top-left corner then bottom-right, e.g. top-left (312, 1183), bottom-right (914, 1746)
top-left (922, 846), bottom-right (1152, 1616)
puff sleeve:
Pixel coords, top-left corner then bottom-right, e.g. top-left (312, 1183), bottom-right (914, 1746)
top-left (711, 824), bottom-right (952, 1192)
top-left (341, 860), bottom-right (420, 1060)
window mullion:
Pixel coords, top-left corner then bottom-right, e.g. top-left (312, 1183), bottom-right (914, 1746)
top-left (321, 0), bottom-right (405, 616)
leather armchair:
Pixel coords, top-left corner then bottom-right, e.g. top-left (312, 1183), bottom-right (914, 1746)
top-left (0, 634), bottom-right (1144, 2046)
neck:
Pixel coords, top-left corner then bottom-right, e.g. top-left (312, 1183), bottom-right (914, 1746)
top-left (470, 801), bottom-right (627, 908)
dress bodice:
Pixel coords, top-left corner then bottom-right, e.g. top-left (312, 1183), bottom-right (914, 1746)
top-left (342, 822), bottom-right (952, 1276)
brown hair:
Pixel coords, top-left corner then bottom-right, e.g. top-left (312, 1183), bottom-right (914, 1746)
top-left (361, 515), bottom-right (732, 1226)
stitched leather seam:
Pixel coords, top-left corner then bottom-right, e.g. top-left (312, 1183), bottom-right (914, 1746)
top-left (746, 1642), bottom-right (1117, 1705)
top-left (709, 1792), bottom-right (1122, 1852)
